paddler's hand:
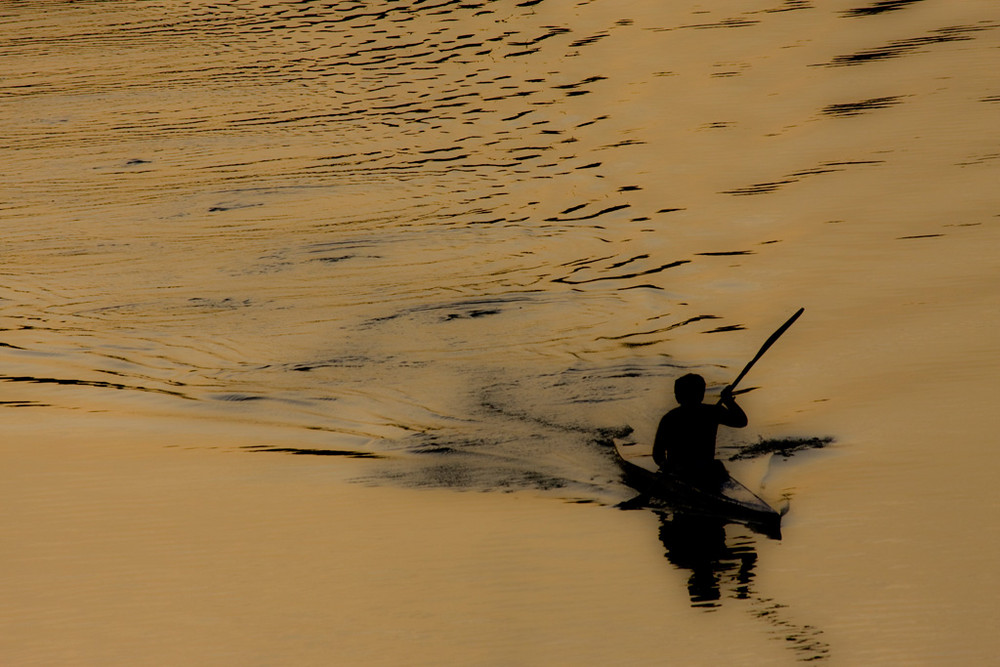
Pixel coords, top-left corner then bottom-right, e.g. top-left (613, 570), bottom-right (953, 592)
top-left (720, 385), bottom-right (736, 403)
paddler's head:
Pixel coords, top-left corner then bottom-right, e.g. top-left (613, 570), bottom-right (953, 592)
top-left (674, 373), bottom-right (706, 406)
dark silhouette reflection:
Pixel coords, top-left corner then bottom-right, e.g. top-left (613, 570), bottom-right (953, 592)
top-left (657, 512), bottom-right (758, 608)
top-left (648, 510), bottom-right (832, 661)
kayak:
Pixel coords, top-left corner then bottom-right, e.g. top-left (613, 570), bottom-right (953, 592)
top-left (613, 440), bottom-right (782, 537)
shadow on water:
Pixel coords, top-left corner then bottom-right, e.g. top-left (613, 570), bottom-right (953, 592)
top-left (657, 513), bottom-right (758, 608)
top-left (652, 511), bottom-right (832, 662)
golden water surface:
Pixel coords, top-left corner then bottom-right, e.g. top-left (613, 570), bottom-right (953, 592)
top-left (2, 0), bottom-right (999, 664)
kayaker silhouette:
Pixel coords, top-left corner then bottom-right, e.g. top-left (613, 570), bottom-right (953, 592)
top-left (652, 374), bottom-right (747, 488)
top-left (649, 308), bottom-right (805, 488)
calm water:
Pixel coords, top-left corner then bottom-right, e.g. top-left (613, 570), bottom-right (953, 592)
top-left (2, 1), bottom-right (999, 664)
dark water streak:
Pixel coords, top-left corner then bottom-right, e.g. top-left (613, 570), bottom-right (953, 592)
top-left (1, 0), bottom-right (993, 513)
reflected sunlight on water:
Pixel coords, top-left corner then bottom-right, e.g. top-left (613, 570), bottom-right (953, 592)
top-left (2, 0), bottom-right (999, 663)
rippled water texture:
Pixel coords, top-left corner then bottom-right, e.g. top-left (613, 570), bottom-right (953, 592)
top-left (2, 0), bottom-right (999, 664)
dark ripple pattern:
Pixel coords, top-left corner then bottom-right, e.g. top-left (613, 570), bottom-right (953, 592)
top-left (842, 0), bottom-right (927, 18)
top-left (0, 0), bottom-right (996, 513)
top-left (820, 24), bottom-right (996, 67)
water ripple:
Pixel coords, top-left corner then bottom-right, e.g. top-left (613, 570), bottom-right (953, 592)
top-left (1, 0), bottom-right (995, 500)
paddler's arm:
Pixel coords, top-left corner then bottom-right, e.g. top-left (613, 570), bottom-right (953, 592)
top-left (718, 385), bottom-right (748, 428)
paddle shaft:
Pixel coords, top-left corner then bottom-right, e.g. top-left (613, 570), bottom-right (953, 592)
top-left (726, 308), bottom-right (804, 394)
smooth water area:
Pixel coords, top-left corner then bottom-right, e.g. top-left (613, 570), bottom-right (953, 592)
top-left (2, 1), bottom-right (999, 664)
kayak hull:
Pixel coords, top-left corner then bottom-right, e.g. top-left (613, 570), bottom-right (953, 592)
top-left (614, 442), bottom-right (782, 538)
